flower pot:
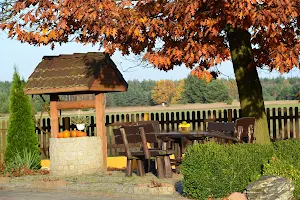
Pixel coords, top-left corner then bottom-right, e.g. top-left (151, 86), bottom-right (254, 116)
top-left (76, 124), bottom-right (85, 131)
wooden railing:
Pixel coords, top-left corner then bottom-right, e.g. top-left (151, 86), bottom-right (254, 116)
top-left (0, 106), bottom-right (299, 161)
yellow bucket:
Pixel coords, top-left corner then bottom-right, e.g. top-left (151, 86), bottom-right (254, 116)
top-left (143, 113), bottom-right (150, 121)
top-left (41, 159), bottom-right (50, 169)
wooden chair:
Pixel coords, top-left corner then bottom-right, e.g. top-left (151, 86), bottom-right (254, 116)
top-left (113, 128), bottom-right (143, 176)
top-left (113, 124), bottom-right (173, 178)
top-left (207, 122), bottom-right (235, 136)
top-left (137, 120), bottom-right (161, 149)
top-left (234, 117), bottom-right (255, 143)
top-left (207, 121), bottom-right (235, 144)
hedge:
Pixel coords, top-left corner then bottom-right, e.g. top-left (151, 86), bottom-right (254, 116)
top-left (181, 142), bottom-right (273, 199)
top-left (181, 140), bottom-right (300, 199)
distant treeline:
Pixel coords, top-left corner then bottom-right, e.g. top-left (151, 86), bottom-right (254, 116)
top-left (0, 76), bottom-right (299, 114)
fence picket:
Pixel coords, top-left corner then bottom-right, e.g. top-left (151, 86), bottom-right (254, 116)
top-left (296, 107), bottom-right (299, 139)
top-left (289, 107), bottom-right (294, 139)
top-left (266, 108), bottom-right (271, 139)
top-left (278, 108), bottom-right (283, 139)
top-left (283, 107), bottom-right (288, 139)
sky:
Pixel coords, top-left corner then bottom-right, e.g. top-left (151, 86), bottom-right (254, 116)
top-left (1, 31), bottom-right (300, 82)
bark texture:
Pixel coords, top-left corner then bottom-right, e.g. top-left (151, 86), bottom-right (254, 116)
top-left (228, 28), bottom-right (270, 144)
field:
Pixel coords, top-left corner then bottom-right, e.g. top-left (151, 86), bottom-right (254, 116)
top-left (39, 100), bottom-right (300, 117)
top-left (0, 100), bottom-right (298, 119)
top-left (105, 100), bottom-right (299, 114)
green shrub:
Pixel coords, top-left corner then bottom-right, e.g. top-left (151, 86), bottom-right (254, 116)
top-left (181, 142), bottom-right (273, 200)
top-left (5, 68), bottom-right (40, 163)
top-left (263, 157), bottom-right (300, 198)
top-left (4, 148), bottom-right (40, 176)
top-left (267, 139), bottom-right (300, 198)
top-left (272, 139), bottom-right (300, 167)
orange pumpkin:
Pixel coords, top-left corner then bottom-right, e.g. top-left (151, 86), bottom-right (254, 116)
top-left (63, 130), bottom-right (71, 138)
top-left (76, 131), bottom-right (82, 137)
top-left (76, 131), bottom-right (86, 137)
top-left (57, 132), bottom-right (63, 138)
top-left (71, 130), bottom-right (77, 137)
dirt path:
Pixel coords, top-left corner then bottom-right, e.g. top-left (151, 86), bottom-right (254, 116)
top-left (0, 171), bottom-right (186, 200)
top-left (0, 187), bottom-right (185, 200)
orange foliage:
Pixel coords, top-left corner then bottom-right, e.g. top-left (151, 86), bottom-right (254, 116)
top-left (171, 80), bottom-right (185, 104)
top-left (1, 0), bottom-right (300, 77)
top-left (151, 80), bottom-right (175, 105)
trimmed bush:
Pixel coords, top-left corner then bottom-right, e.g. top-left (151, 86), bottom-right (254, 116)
top-left (181, 142), bottom-right (273, 199)
top-left (5, 69), bottom-right (40, 163)
top-left (263, 157), bottom-right (300, 198)
top-left (262, 139), bottom-right (300, 198)
top-left (272, 139), bottom-right (300, 167)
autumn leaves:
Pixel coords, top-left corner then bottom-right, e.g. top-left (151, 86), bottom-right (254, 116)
top-left (1, 0), bottom-right (300, 78)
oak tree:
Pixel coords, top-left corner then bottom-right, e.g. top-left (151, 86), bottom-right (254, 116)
top-left (2, 0), bottom-right (300, 143)
top-left (151, 80), bottom-right (175, 105)
top-left (171, 80), bottom-right (185, 104)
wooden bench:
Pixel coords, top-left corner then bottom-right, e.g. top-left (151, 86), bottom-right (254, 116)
top-left (234, 117), bottom-right (255, 143)
top-left (207, 117), bottom-right (255, 143)
top-left (113, 124), bottom-right (174, 178)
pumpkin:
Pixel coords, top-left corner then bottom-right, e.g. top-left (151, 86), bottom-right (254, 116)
top-left (71, 130), bottom-right (77, 137)
top-left (76, 131), bottom-right (86, 137)
top-left (63, 130), bottom-right (71, 138)
top-left (57, 132), bottom-right (63, 138)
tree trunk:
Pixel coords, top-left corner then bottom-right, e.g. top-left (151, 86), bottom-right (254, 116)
top-left (227, 28), bottom-right (270, 144)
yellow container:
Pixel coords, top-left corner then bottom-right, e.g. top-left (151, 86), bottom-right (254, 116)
top-left (143, 113), bottom-right (150, 121)
top-left (41, 159), bottom-right (50, 169)
top-left (107, 156), bottom-right (137, 169)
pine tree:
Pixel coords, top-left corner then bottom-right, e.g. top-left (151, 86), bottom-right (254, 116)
top-left (183, 75), bottom-right (208, 103)
top-left (5, 68), bottom-right (39, 163)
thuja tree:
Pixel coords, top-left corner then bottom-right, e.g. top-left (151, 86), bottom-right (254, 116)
top-left (5, 69), bottom-right (39, 162)
top-left (3, 1), bottom-right (300, 143)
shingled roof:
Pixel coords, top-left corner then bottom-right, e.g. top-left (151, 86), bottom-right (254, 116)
top-left (24, 52), bottom-right (128, 95)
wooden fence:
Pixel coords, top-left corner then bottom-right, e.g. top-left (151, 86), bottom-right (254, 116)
top-left (0, 106), bottom-right (299, 161)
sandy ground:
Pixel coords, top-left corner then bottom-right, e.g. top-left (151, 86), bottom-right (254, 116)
top-left (0, 188), bottom-right (186, 200)
top-left (0, 171), bottom-right (186, 200)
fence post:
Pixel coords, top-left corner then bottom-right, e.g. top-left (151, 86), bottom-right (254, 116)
top-left (289, 107), bottom-right (294, 139)
top-left (228, 109), bottom-right (232, 122)
top-left (295, 107), bottom-right (299, 139)
top-left (278, 108), bottom-right (283, 139)
top-left (272, 108), bottom-right (277, 140)
top-left (0, 121), bottom-right (7, 163)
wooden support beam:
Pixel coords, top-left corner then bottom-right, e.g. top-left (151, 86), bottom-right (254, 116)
top-left (56, 100), bottom-right (95, 110)
top-left (95, 93), bottom-right (107, 171)
top-left (50, 95), bottom-right (59, 138)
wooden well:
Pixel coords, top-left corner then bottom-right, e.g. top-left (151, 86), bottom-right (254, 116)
top-left (24, 52), bottom-right (128, 172)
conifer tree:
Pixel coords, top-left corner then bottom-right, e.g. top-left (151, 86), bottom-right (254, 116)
top-left (5, 68), bottom-right (39, 163)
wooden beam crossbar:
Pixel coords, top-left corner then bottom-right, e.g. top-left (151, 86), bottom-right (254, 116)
top-left (56, 100), bottom-right (95, 110)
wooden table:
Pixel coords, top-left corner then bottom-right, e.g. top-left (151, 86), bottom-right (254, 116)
top-left (156, 131), bottom-right (238, 173)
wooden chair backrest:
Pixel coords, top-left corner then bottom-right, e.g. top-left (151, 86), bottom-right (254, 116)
top-left (235, 117), bottom-right (255, 143)
top-left (207, 122), bottom-right (235, 134)
top-left (137, 120), bottom-right (160, 133)
top-left (113, 124), bottom-right (157, 158)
